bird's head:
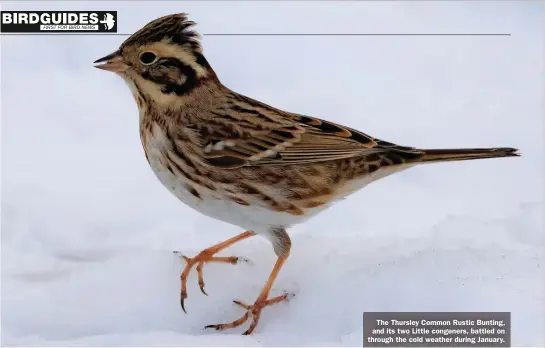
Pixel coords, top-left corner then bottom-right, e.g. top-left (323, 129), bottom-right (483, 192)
top-left (94, 13), bottom-right (218, 107)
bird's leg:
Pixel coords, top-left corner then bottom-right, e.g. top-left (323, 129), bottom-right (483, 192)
top-left (205, 228), bottom-right (293, 335)
top-left (179, 230), bottom-right (256, 313)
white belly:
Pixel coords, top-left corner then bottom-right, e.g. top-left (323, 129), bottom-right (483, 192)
top-left (148, 161), bottom-right (408, 234)
top-left (154, 166), bottom-right (309, 232)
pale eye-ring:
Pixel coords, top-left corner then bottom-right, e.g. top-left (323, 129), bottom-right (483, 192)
top-left (139, 51), bottom-right (157, 65)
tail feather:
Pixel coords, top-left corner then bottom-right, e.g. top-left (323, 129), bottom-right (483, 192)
top-left (416, 147), bottom-right (520, 163)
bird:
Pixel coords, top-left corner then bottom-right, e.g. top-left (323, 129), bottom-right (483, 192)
top-left (93, 13), bottom-right (520, 335)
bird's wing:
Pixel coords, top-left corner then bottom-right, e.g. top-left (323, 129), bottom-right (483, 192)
top-left (192, 100), bottom-right (420, 169)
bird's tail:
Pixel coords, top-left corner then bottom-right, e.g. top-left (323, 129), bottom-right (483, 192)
top-left (415, 147), bottom-right (520, 163)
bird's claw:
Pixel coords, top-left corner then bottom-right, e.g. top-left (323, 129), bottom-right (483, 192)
top-left (236, 256), bottom-right (252, 265)
top-left (179, 252), bottom-right (250, 313)
top-left (233, 299), bottom-right (252, 310)
top-left (173, 251), bottom-right (190, 264)
top-left (205, 292), bottom-right (294, 334)
top-left (180, 292), bottom-right (187, 314)
top-left (196, 262), bottom-right (208, 296)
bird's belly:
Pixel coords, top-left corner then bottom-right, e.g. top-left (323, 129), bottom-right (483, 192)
top-left (148, 160), bottom-right (305, 233)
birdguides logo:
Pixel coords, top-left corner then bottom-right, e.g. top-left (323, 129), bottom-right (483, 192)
top-left (0, 11), bottom-right (117, 33)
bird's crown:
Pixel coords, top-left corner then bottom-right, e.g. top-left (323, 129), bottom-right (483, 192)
top-left (121, 13), bottom-right (201, 52)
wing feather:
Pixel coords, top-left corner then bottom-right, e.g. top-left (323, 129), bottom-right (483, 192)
top-left (191, 94), bottom-right (419, 168)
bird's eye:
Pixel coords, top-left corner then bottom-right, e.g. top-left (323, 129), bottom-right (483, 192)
top-left (139, 51), bottom-right (157, 65)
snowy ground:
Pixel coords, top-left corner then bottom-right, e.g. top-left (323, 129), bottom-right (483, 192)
top-left (2, 1), bottom-right (544, 347)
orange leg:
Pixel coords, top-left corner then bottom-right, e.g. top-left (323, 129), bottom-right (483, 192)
top-left (205, 227), bottom-right (293, 335)
top-left (178, 230), bottom-right (256, 313)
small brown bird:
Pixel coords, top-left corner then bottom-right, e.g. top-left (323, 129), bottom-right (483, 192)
top-left (94, 13), bottom-right (519, 334)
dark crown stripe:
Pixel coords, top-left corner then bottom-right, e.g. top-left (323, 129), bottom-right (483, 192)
top-left (121, 13), bottom-right (200, 50)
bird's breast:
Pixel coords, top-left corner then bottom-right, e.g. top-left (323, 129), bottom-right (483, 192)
top-left (140, 121), bottom-right (308, 233)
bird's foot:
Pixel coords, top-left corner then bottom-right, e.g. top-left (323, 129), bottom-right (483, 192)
top-left (175, 250), bottom-right (249, 313)
top-left (204, 292), bottom-right (295, 335)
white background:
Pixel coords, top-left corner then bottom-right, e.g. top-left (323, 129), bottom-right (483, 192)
top-left (2, 1), bottom-right (544, 346)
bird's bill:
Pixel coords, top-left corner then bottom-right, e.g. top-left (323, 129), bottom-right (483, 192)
top-left (93, 50), bottom-right (127, 73)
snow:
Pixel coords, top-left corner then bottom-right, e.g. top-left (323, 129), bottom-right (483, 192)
top-left (2, 1), bottom-right (544, 347)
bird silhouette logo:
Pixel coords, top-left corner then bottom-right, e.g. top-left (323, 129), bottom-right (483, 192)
top-left (100, 13), bottom-right (115, 31)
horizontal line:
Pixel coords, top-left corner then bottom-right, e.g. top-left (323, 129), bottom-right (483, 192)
top-left (0, 33), bottom-right (512, 36)
top-left (1, 0), bottom-right (511, 1)
top-left (204, 33), bottom-right (511, 36)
